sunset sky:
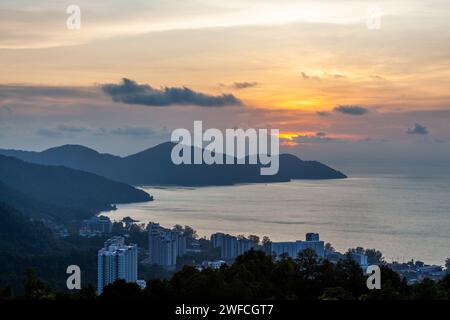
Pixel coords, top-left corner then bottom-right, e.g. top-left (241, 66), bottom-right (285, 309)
top-left (1, 0), bottom-right (450, 172)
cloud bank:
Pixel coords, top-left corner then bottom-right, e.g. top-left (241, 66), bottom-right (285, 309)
top-left (102, 78), bottom-right (242, 107)
top-left (334, 105), bottom-right (369, 116)
top-left (232, 82), bottom-right (259, 89)
top-left (406, 123), bottom-right (429, 135)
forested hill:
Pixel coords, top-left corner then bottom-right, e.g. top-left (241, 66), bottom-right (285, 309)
top-left (0, 202), bottom-right (99, 293)
top-left (0, 203), bottom-right (56, 254)
top-left (0, 155), bottom-right (151, 221)
top-left (0, 142), bottom-right (347, 186)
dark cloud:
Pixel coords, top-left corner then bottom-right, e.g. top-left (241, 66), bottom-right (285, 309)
top-left (232, 82), bottom-right (259, 89)
top-left (291, 134), bottom-right (338, 144)
top-left (317, 111), bottom-right (330, 117)
top-left (334, 105), bottom-right (369, 116)
top-left (406, 123), bottom-right (429, 135)
top-left (0, 85), bottom-right (97, 99)
top-left (36, 124), bottom-right (169, 139)
top-left (102, 78), bottom-right (242, 107)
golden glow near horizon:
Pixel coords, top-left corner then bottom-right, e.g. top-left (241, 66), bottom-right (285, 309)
top-left (278, 132), bottom-right (317, 140)
top-left (278, 131), bottom-right (361, 147)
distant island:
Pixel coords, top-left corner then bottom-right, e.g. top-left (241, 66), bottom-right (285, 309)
top-left (0, 141), bottom-right (346, 186)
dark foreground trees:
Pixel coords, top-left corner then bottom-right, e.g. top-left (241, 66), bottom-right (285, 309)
top-left (3, 249), bottom-right (450, 300)
top-left (93, 250), bottom-right (450, 300)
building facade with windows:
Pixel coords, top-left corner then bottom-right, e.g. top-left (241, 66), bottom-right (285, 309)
top-left (97, 236), bottom-right (138, 295)
top-left (148, 223), bottom-right (186, 268)
top-left (211, 233), bottom-right (257, 260)
top-left (272, 233), bottom-right (325, 259)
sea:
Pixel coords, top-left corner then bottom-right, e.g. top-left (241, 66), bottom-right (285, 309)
top-left (103, 166), bottom-right (450, 266)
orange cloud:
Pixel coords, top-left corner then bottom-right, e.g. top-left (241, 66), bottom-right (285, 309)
top-left (278, 131), bottom-right (316, 141)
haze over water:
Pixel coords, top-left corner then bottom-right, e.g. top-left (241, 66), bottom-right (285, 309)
top-left (105, 170), bottom-right (450, 266)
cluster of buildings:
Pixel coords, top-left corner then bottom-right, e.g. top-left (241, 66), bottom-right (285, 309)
top-left (40, 219), bottom-right (70, 238)
top-left (209, 232), bottom-right (328, 261)
top-left (148, 223), bottom-right (187, 269)
top-left (95, 223), bottom-right (335, 294)
top-left (80, 215), bottom-right (113, 237)
top-left (197, 260), bottom-right (226, 271)
top-left (96, 223), bottom-right (188, 294)
top-left (388, 261), bottom-right (446, 284)
top-left (97, 220), bottom-right (448, 294)
top-left (325, 250), bottom-right (369, 267)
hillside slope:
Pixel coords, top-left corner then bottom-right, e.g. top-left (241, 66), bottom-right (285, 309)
top-left (0, 155), bottom-right (152, 218)
top-left (0, 142), bottom-right (346, 186)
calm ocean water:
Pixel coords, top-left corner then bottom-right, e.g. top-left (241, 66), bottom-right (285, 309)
top-left (104, 172), bottom-right (450, 265)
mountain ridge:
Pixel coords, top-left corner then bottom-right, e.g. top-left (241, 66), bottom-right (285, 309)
top-left (0, 142), bottom-right (347, 186)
